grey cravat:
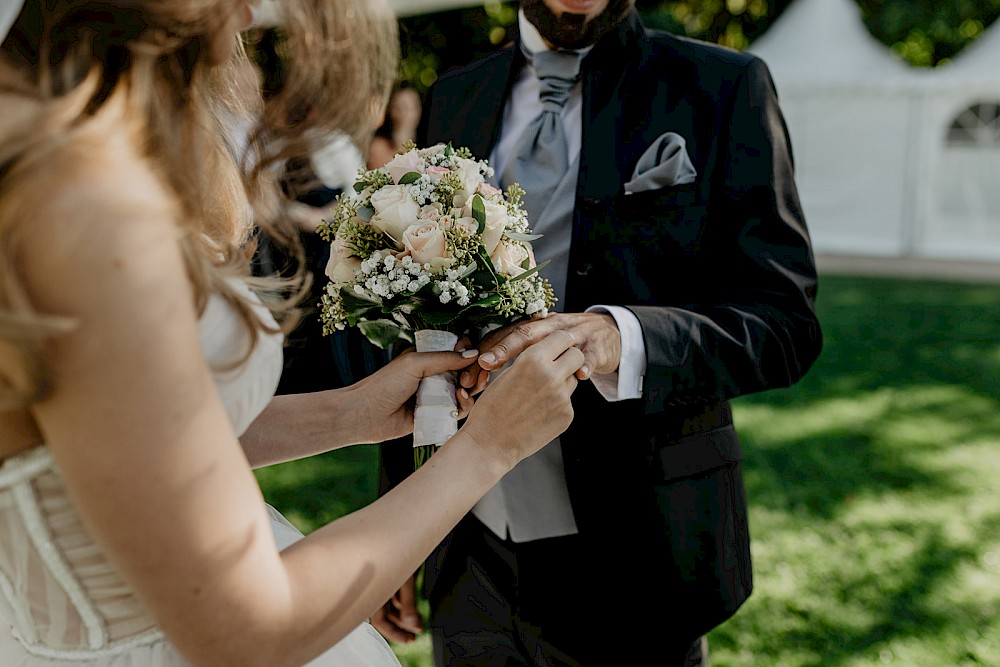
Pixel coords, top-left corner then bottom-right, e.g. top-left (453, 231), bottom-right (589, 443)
top-left (472, 45), bottom-right (585, 544)
top-left (500, 46), bottom-right (583, 224)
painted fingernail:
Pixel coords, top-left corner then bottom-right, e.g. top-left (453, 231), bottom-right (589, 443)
top-left (580, 365), bottom-right (590, 377)
top-left (460, 388), bottom-right (469, 399)
top-left (461, 349), bottom-right (479, 358)
top-left (481, 352), bottom-right (496, 365)
top-left (460, 372), bottom-right (470, 386)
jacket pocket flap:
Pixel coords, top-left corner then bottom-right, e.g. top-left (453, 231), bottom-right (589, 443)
top-left (653, 426), bottom-right (743, 482)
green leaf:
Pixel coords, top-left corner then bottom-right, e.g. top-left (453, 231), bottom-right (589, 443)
top-left (398, 171), bottom-right (422, 185)
top-left (419, 310), bottom-right (464, 326)
top-left (474, 246), bottom-right (502, 287)
top-left (339, 286), bottom-right (381, 315)
top-left (358, 319), bottom-right (405, 349)
top-left (353, 181), bottom-right (365, 193)
top-left (472, 194), bottom-right (486, 235)
top-left (444, 143), bottom-right (454, 157)
top-left (469, 294), bottom-right (502, 308)
top-left (356, 205), bottom-right (374, 222)
top-left (506, 232), bottom-right (542, 242)
top-left (509, 259), bottom-right (551, 283)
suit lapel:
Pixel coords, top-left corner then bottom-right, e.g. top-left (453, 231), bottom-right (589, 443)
top-left (578, 11), bottom-right (645, 201)
top-left (460, 46), bottom-right (521, 159)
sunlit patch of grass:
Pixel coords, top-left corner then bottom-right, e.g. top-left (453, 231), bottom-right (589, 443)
top-left (256, 275), bottom-right (1000, 667)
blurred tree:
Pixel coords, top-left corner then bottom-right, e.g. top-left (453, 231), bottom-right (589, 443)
top-left (859, 0), bottom-right (1000, 67)
top-left (634, 0), bottom-right (794, 50)
top-left (398, 1), bottom-right (519, 96)
top-left (392, 0), bottom-right (1000, 94)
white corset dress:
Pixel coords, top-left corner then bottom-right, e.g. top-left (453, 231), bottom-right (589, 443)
top-left (0, 283), bottom-right (400, 666)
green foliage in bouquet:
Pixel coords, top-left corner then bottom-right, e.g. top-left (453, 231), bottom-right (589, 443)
top-left (316, 142), bottom-right (556, 350)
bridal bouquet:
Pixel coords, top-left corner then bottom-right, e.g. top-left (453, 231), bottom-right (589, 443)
top-left (317, 142), bottom-right (555, 463)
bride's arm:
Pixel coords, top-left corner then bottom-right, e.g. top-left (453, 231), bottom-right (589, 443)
top-left (21, 161), bottom-right (581, 667)
top-left (239, 349), bottom-right (476, 468)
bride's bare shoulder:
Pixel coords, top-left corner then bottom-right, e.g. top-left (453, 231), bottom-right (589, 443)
top-left (16, 114), bottom-right (182, 278)
top-left (8, 112), bottom-right (195, 327)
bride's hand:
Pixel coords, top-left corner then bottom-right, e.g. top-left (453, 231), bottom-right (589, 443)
top-left (459, 330), bottom-right (584, 465)
top-left (345, 344), bottom-right (476, 444)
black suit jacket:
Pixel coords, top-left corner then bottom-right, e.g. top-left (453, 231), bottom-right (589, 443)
top-left (382, 10), bottom-right (822, 639)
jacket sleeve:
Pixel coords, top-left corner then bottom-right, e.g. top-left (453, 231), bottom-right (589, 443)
top-left (631, 57), bottom-right (822, 414)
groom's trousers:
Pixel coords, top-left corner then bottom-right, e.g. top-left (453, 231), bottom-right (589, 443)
top-left (427, 515), bottom-right (707, 666)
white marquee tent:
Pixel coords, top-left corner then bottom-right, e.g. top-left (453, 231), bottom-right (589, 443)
top-left (748, 0), bottom-right (1000, 262)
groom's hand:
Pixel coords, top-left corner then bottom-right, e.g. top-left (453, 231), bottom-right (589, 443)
top-left (463, 312), bottom-right (621, 390)
top-left (370, 575), bottom-right (423, 644)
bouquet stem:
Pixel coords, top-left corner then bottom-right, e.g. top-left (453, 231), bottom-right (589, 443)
top-left (412, 329), bottom-right (459, 467)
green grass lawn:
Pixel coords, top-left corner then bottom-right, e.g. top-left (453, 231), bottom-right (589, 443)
top-left (256, 274), bottom-right (1000, 667)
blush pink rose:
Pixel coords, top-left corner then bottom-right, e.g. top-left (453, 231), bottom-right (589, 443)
top-left (403, 222), bottom-right (450, 266)
top-left (477, 183), bottom-right (502, 198)
top-left (325, 236), bottom-right (362, 284)
top-left (425, 165), bottom-right (450, 183)
top-left (384, 149), bottom-right (425, 184)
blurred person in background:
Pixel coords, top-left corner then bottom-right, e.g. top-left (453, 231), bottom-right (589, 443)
top-left (366, 83), bottom-right (422, 169)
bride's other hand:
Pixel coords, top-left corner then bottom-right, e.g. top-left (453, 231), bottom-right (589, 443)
top-left (459, 330), bottom-right (584, 465)
top-left (344, 346), bottom-right (477, 444)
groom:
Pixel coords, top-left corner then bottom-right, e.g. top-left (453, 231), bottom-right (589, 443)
top-left (373, 1), bottom-right (822, 664)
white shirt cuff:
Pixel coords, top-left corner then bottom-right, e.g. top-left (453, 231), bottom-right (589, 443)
top-left (584, 305), bottom-right (645, 402)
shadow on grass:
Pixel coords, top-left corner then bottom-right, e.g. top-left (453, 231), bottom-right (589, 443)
top-left (710, 275), bottom-right (1000, 666)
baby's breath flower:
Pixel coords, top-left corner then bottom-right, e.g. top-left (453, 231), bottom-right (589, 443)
top-left (319, 142), bottom-right (555, 346)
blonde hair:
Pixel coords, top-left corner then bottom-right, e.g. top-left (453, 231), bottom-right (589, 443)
top-left (0, 0), bottom-right (399, 407)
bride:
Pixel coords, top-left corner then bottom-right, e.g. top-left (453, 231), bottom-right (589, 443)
top-left (0, 1), bottom-right (585, 665)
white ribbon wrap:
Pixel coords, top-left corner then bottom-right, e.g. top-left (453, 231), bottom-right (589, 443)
top-left (412, 329), bottom-right (459, 447)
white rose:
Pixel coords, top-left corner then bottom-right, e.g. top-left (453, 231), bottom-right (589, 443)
top-left (452, 216), bottom-right (479, 236)
top-left (452, 190), bottom-right (472, 210)
top-left (384, 149), bottom-right (425, 184)
top-left (478, 198), bottom-right (510, 254)
top-left (453, 158), bottom-right (485, 198)
top-left (417, 143), bottom-right (448, 158)
top-left (369, 185), bottom-right (421, 245)
top-left (402, 222), bottom-right (450, 266)
top-left (490, 241), bottom-right (529, 278)
top-left (325, 236), bottom-right (362, 284)
top-left (419, 203), bottom-right (444, 220)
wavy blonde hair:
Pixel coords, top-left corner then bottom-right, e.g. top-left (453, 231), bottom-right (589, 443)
top-left (0, 0), bottom-right (399, 408)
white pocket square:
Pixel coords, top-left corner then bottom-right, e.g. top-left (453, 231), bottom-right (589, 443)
top-left (624, 131), bottom-right (697, 195)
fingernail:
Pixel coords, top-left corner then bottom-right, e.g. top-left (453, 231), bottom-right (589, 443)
top-left (460, 388), bottom-right (469, 399)
top-left (404, 616), bottom-right (419, 625)
top-left (461, 349), bottom-right (479, 358)
top-left (460, 372), bottom-right (470, 386)
top-left (481, 352), bottom-right (496, 365)
top-left (580, 365), bottom-right (590, 378)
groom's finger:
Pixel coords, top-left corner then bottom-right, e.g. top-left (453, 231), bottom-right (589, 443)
top-left (523, 329), bottom-right (579, 365)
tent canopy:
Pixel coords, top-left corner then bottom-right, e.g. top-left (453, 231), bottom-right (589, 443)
top-left (747, 0), bottom-right (911, 84)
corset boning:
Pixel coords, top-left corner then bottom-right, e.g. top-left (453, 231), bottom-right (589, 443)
top-left (0, 447), bottom-right (166, 658)
top-left (0, 281), bottom-right (284, 659)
